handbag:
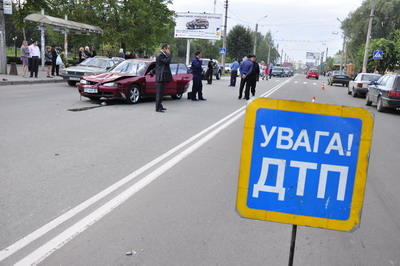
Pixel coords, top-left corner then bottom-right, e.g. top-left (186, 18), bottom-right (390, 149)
top-left (56, 55), bottom-right (64, 66)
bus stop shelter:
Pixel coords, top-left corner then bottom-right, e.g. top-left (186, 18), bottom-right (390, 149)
top-left (24, 11), bottom-right (103, 67)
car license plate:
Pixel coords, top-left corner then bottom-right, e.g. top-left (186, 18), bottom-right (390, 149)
top-left (69, 77), bottom-right (80, 81)
top-left (337, 76), bottom-right (344, 78)
top-left (84, 88), bottom-right (98, 93)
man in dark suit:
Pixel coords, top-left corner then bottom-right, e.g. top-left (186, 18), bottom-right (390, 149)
top-left (190, 51), bottom-right (206, 101)
top-left (248, 55), bottom-right (260, 97)
top-left (155, 43), bottom-right (172, 113)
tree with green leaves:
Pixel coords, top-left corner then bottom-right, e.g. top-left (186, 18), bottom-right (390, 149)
top-left (226, 25), bottom-right (253, 60)
top-left (355, 38), bottom-right (397, 73)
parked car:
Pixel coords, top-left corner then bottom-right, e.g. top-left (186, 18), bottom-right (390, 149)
top-left (200, 59), bottom-right (222, 80)
top-left (327, 70), bottom-right (351, 86)
top-left (306, 68), bottom-right (319, 79)
top-left (61, 56), bottom-right (124, 86)
top-left (186, 19), bottom-right (209, 29)
top-left (77, 59), bottom-right (192, 103)
top-left (271, 67), bottom-right (285, 77)
top-left (283, 67), bottom-right (291, 77)
top-left (365, 73), bottom-right (400, 112)
top-left (224, 63), bottom-right (231, 73)
top-left (348, 73), bottom-right (382, 97)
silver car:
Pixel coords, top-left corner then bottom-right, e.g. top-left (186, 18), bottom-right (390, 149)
top-left (61, 56), bottom-right (124, 86)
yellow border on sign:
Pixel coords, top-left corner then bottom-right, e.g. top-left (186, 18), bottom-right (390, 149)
top-left (236, 98), bottom-right (374, 232)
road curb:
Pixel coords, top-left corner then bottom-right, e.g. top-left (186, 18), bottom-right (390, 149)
top-left (0, 79), bottom-right (67, 86)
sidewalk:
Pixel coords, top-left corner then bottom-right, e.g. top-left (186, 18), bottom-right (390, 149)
top-left (0, 64), bottom-right (66, 86)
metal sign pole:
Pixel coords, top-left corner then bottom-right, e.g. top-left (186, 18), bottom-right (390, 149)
top-left (288, 225), bottom-right (297, 266)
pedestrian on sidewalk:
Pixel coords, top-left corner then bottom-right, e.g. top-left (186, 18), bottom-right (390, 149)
top-left (155, 43), bottom-right (172, 113)
top-left (238, 55), bottom-right (254, 100)
top-left (79, 47), bottom-right (87, 63)
top-left (45, 46), bottom-right (53, 78)
top-left (229, 59), bottom-right (240, 86)
top-left (51, 45), bottom-right (60, 76)
top-left (190, 51), bottom-right (206, 101)
top-left (20, 40), bottom-right (30, 78)
top-left (206, 59), bottom-right (213, 84)
top-left (29, 40), bottom-right (40, 78)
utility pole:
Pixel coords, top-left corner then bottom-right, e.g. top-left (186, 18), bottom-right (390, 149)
top-left (281, 48), bottom-right (283, 65)
top-left (253, 15), bottom-right (268, 55)
top-left (0, 0), bottom-right (7, 74)
top-left (214, 0), bottom-right (216, 14)
top-left (339, 35), bottom-right (346, 71)
top-left (362, 0), bottom-right (376, 73)
top-left (221, 0), bottom-right (228, 71)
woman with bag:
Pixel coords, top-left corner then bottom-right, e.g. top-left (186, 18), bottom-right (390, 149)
top-left (45, 46), bottom-right (53, 78)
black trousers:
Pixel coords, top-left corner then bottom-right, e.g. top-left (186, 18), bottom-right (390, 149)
top-left (206, 70), bottom-right (213, 84)
top-left (230, 70), bottom-right (237, 86)
top-left (155, 82), bottom-right (165, 110)
top-left (239, 76), bottom-right (251, 99)
top-left (249, 78), bottom-right (257, 96)
top-left (30, 56), bottom-right (39, 77)
top-left (52, 58), bottom-right (59, 75)
top-left (191, 76), bottom-right (203, 100)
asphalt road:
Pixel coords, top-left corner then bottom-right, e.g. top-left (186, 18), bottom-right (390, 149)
top-left (1, 74), bottom-right (399, 265)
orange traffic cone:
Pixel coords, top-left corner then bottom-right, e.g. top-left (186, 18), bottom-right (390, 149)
top-left (321, 82), bottom-right (325, 90)
top-left (312, 96), bottom-right (316, 102)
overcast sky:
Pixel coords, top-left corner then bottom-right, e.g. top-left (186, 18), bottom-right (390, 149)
top-left (168, 0), bottom-right (366, 62)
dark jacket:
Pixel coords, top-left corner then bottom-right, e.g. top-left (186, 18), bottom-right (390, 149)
top-left (155, 51), bottom-right (172, 82)
top-left (207, 61), bottom-right (213, 73)
top-left (191, 57), bottom-right (203, 77)
top-left (249, 61), bottom-right (260, 81)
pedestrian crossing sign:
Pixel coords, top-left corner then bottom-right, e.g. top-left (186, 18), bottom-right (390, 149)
top-left (373, 50), bottom-right (383, 60)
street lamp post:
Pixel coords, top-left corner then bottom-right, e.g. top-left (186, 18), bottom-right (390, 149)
top-left (362, 0), bottom-right (376, 73)
top-left (267, 31), bottom-right (278, 64)
top-left (337, 18), bottom-right (347, 71)
top-left (253, 15), bottom-right (268, 55)
top-left (13, 36), bottom-right (17, 57)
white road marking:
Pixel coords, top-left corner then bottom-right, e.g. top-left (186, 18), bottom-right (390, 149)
top-left (313, 83), bottom-right (317, 85)
top-left (294, 81), bottom-right (298, 84)
top-left (12, 79), bottom-right (292, 265)
top-left (303, 82), bottom-right (308, 84)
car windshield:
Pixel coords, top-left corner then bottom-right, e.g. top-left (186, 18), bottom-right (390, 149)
top-left (334, 71), bottom-right (347, 75)
top-left (309, 69), bottom-right (317, 72)
top-left (273, 67), bottom-right (283, 70)
top-left (110, 60), bottom-right (147, 75)
top-left (394, 77), bottom-right (400, 90)
top-left (361, 74), bottom-right (381, 81)
top-left (79, 58), bottom-right (108, 68)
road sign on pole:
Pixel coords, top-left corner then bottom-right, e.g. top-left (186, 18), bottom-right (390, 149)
top-left (236, 98), bottom-right (374, 232)
top-left (219, 48), bottom-right (226, 55)
top-left (373, 50), bottom-right (383, 60)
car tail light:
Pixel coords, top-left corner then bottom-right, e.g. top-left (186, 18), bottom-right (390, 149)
top-left (357, 83), bottom-right (363, 88)
top-left (388, 91), bottom-right (400, 98)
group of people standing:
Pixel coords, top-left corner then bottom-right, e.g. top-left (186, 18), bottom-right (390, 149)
top-left (154, 44), bottom-right (207, 113)
top-left (79, 46), bottom-right (96, 62)
top-left (20, 40), bottom-right (64, 78)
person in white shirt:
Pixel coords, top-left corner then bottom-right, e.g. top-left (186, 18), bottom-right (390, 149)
top-left (29, 40), bottom-right (40, 78)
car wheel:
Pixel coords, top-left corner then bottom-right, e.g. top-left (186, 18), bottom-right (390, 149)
top-left (352, 89), bottom-right (358, 98)
top-left (365, 93), bottom-right (372, 106)
top-left (88, 96), bottom-right (101, 101)
top-left (126, 85), bottom-right (140, 104)
top-left (216, 71), bottom-right (221, 80)
top-left (316, 77), bottom-right (319, 80)
top-left (171, 93), bottom-right (182, 100)
top-left (67, 81), bottom-right (77, 86)
top-left (377, 96), bottom-right (385, 112)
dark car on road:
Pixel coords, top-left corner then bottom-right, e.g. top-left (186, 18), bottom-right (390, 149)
top-left (271, 67), bottom-right (285, 77)
top-left (77, 59), bottom-right (192, 103)
top-left (366, 73), bottom-right (400, 112)
top-left (186, 19), bottom-right (209, 29)
top-left (348, 73), bottom-right (381, 97)
top-left (328, 70), bottom-right (351, 86)
top-left (61, 56), bottom-right (124, 86)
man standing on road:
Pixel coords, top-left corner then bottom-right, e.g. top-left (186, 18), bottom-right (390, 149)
top-left (268, 62), bottom-right (274, 79)
top-left (238, 55), bottom-right (254, 100)
top-left (248, 55), bottom-right (260, 97)
top-left (229, 59), bottom-right (240, 87)
top-left (190, 51), bottom-right (206, 101)
top-left (155, 43), bottom-right (172, 113)
top-left (29, 41), bottom-right (40, 78)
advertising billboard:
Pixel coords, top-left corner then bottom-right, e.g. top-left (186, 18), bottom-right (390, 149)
top-left (174, 12), bottom-right (223, 40)
top-left (306, 52), bottom-right (320, 59)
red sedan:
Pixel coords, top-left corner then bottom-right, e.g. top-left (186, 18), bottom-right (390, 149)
top-left (306, 69), bottom-right (319, 79)
top-left (77, 59), bottom-right (192, 103)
